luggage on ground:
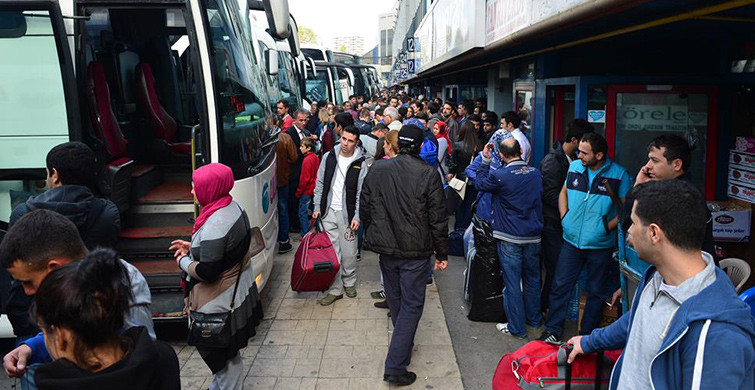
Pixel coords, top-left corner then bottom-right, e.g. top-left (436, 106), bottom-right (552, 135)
top-left (465, 213), bottom-right (507, 322)
top-left (492, 341), bottom-right (622, 390)
top-left (291, 218), bottom-right (340, 292)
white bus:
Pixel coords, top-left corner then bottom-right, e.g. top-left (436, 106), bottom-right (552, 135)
top-left (0, 0), bottom-right (290, 318)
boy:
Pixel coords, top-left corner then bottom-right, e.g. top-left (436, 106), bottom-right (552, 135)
top-left (297, 137), bottom-right (319, 238)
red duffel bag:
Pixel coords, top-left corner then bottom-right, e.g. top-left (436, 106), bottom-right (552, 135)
top-left (492, 341), bottom-right (622, 390)
top-left (290, 218), bottom-right (340, 292)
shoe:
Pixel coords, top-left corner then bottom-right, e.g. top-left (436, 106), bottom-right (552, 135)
top-left (496, 323), bottom-right (527, 339)
top-left (426, 278), bottom-right (433, 286)
top-left (317, 294), bottom-right (343, 306)
top-left (277, 242), bottom-right (292, 254)
top-left (370, 290), bottom-right (386, 299)
top-left (538, 330), bottom-right (562, 344)
top-left (383, 371), bottom-right (416, 386)
top-left (344, 286), bottom-right (357, 298)
top-left (374, 300), bottom-right (388, 309)
top-left (357, 251), bottom-right (361, 261)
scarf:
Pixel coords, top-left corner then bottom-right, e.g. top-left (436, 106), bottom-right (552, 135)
top-left (192, 163), bottom-right (234, 234)
top-left (432, 120), bottom-right (452, 153)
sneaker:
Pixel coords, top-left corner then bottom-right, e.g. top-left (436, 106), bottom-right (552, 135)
top-left (317, 294), bottom-right (343, 306)
top-left (538, 331), bottom-right (562, 344)
top-left (370, 290), bottom-right (386, 299)
top-left (383, 371), bottom-right (416, 386)
top-left (344, 286), bottom-right (357, 298)
top-left (357, 251), bottom-right (362, 261)
top-left (496, 323), bottom-right (527, 339)
top-left (426, 278), bottom-right (433, 286)
top-left (277, 242), bottom-right (292, 254)
top-left (374, 300), bottom-right (388, 309)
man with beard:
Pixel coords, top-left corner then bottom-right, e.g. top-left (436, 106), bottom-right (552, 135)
top-left (539, 132), bottom-right (632, 343)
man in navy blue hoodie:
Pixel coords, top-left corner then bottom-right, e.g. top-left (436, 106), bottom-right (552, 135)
top-left (567, 180), bottom-right (755, 390)
top-left (469, 138), bottom-right (543, 339)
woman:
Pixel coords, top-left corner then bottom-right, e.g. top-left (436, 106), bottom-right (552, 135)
top-left (382, 129), bottom-right (399, 159)
top-left (432, 121), bottom-right (451, 183)
top-left (170, 163), bottom-right (263, 390)
top-left (447, 121), bottom-right (481, 233)
top-left (30, 248), bottom-right (180, 390)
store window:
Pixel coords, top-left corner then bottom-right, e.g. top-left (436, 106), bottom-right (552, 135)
top-left (613, 91), bottom-right (709, 190)
top-left (587, 86), bottom-right (607, 135)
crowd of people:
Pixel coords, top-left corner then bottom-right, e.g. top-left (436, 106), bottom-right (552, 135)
top-left (0, 89), bottom-right (753, 389)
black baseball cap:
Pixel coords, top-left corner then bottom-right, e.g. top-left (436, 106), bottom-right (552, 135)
top-left (398, 124), bottom-right (424, 149)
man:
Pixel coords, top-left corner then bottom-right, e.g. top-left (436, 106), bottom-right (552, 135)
top-left (625, 134), bottom-right (715, 258)
top-left (6, 141), bottom-right (120, 340)
top-left (501, 111), bottom-right (532, 164)
top-left (468, 114), bottom-right (481, 135)
top-left (285, 109), bottom-right (313, 233)
top-left (1, 210), bottom-right (155, 378)
top-left (428, 101), bottom-right (443, 125)
top-left (277, 99), bottom-right (293, 130)
top-left (354, 108), bottom-right (373, 135)
top-left (539, 132), bottom-right (632, 342)
top-left (442, 102), bottom-right (459, 142)
top-left (480, 117), bottom-right (497, 144)
top-left (471, 138), bottom-right (543, 339)
top-left (539, 119), bottom-right (594, 311)
top-left (360, 124), bottom-right (448, 386)
top-left (389, 96), bottom-right (399, 108)
top-left (383, 106), bottom-right (402, 131)
top-left (374, 105), bottom-right (385, 125)
top-left (457, 100), bottom-right (473, 126)
top-left (313, 126), bottom-right (369, 306)
top-left (410, 101), bottom-right (423, 118)
top-left (567, 180), bottom-right (755, 390)
top-left (361, 123), bottom-right (388, 167)
top-left (276, 130), bottom-right (298, 254)
top-left (305, 100), bottom-right (320, 133)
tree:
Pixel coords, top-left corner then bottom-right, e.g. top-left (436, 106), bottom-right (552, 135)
top-left (298, 26), bottom-right (317, 44)
top-left (339, 44), bottom-right (347, 53)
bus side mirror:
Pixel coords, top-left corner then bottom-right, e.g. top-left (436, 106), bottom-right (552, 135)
top-left (0, 11), bottom-right (27, 38)
top-left (266, 49), bottom-right (278, 76)
top-left (261, 0), bottom-right (289, 40)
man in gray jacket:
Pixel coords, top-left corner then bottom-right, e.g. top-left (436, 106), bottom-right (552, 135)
top-left (313, 126), bottom-right (369, 306)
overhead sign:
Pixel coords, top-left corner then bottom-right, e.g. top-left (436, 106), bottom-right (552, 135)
top-left (406, 37), bottom-right (416, 52)
top-left (486, 0), bottom-right (594, 45)
top-left (407, 59), bottom-right (415, 74)
top-left (616, 105), bottom-right (691, 132)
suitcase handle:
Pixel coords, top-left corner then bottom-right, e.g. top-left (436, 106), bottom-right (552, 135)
top-left (314, 217), bottom-right (324, 233)
top-left (559, 343), bottom-right (605, 390)
top-left (313, 261), bottom-right (333, 273)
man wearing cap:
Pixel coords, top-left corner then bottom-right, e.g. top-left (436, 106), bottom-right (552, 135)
top-left (360, 125), bottom-right (449, 386)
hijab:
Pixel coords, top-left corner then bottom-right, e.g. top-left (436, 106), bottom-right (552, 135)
top-left (432, 120), bottom-right (452, 153)
top-left (192, 163), bottom-right (234, 234)
top-left (489, 129), bottom-right (514, 168)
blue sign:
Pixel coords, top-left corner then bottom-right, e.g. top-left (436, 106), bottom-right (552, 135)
top-left (261, 182), bottom-right (270, 214)
top-left (407, 60), bottom-right (415, 74)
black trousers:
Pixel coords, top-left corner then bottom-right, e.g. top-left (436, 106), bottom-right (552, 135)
top-left (540, 225), bottom-right (563, 312)
top-left (380, 255), bottom-right (430, 375)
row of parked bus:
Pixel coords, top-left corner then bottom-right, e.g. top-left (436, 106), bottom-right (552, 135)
top-left (0, 0), bottom-right (379, 320)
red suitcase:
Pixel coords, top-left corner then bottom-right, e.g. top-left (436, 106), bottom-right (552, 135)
top-left (290, 218), bottom-right (340, 292)
top-left (492, 341), bottom-right (622, 390)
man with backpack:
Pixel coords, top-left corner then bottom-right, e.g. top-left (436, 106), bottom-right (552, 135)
top-left (5, 142), bottom-right (120, 340)
top-left (567, 180), bottom-right (755, 390)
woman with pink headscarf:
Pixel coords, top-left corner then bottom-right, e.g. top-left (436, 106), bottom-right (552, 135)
top-left (169, 163), bottom-right (263, 390)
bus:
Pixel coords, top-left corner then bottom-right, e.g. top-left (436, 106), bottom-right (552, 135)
top-left (0, 0), bottom-right (289, 318)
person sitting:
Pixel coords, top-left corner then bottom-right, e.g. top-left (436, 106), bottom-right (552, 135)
top-left (25, 248), bottom-right (179, 390)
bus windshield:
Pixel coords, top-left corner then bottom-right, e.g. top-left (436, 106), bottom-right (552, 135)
top-left (0, 9), bottom-right (69, 170)
top-left (305, 69), bottom-right (330, 103)
top-left (278, 51), bottom-right (300, 110)
top-left (205, 0), bottom-right (272, 179)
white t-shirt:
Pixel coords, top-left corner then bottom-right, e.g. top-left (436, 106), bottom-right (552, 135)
top-left (511, 128), bottom-right (532, 165)
top-left (329, 153), bottom-right (357, 211)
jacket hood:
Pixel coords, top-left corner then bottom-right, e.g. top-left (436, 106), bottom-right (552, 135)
top-left (648, 266), bottom-right (755, 348)
top-left (34, 327), bottom-right (175, 390)
top-left (331, 144), bottom-right (364, 160)
top-left (25, 185), bottom-right (95, 228)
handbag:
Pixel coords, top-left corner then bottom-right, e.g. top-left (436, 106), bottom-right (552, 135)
top-left (447, 154), bottom-right (474, 200)
top-left (187, 212), bottom-right (252, 349)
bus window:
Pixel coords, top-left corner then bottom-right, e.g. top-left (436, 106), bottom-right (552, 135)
top-left (205, 0), bottom-right (272, 179)
top-left (278, 51), bottom-right (300, 110)
top-left (0, 10), bottom-right (69, 170)
top-left (305, 69), bottom-right (330, 103)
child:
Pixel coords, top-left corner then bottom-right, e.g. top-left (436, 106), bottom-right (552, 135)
top-left (296, 137), bottom-right (319, 238)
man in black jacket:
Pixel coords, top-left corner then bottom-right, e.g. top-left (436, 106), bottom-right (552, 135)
top-left (360, 125), bottom-right (449, 386)
top-left (538, 119), bottom-right (593, 311)
top-left (5, 141), bottom-right (121, 340)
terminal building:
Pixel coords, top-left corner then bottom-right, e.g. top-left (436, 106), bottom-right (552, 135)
top-left (391, 0), bottom-right (755, 274)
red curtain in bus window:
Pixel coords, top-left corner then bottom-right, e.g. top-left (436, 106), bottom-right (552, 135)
top-left (605, 85), bottom-right (718, 199)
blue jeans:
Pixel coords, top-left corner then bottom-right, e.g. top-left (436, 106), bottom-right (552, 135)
top-left (298, 195), bottom-right (312, 237)
top-left (545, 242), bottom-right (613, 336)
top-left (380, 255), bottom-right (430, 375)
top-left (277, 185), bottom-right (290, 243)
top-left (497, 241), bottom-right (542, 336)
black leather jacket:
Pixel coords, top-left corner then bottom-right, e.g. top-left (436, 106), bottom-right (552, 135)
top-left (539, 141), bottom-right (571, 228)
top-left (360, 153), bottom-right (448, 259)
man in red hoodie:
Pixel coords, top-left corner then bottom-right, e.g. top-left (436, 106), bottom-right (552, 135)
top-left (297, 137), bottom-right (320, 238)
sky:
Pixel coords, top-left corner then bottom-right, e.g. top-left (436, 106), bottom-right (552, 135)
top-left (288, 0), bottom-right (396, 54)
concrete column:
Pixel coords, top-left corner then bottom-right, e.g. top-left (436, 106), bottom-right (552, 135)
top-left (487, 65), bottom-right (512, 115)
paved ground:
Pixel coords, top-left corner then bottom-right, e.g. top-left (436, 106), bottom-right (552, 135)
top-left (172, 239), bottom-right (463, 390)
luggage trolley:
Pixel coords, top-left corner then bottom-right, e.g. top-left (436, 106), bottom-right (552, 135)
top-left (617, 226), bottom-right (651, 313)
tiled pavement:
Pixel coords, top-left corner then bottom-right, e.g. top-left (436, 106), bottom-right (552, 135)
top-left (175, 244), bottom-right (463, 390)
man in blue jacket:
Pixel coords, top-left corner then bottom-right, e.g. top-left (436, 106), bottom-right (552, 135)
top-left (470, 138), bottom-right (543, 339)
top-left (540, 132), bottom-right (631, 342)
top-left (567, 180), bottom-right (755, 390)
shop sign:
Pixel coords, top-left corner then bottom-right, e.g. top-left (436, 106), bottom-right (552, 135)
top-left (588, 110), bottom-right (605, 123)
top-left (615, 104), bottom-right (690, 132)
top-left (485, 0), bottom-right (594, 45)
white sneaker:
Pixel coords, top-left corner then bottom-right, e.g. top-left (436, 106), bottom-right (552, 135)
top-left (496, 323), bottom-right (527, 339)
